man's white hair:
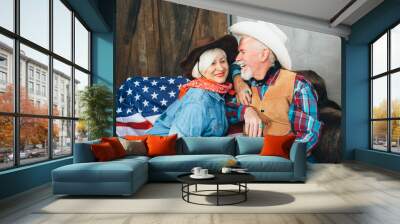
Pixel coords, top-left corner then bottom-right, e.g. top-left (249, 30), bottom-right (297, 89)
top-left (240, 35), bottom-right (276, 66)
top-left (192, 48), bottom-right (227, 78)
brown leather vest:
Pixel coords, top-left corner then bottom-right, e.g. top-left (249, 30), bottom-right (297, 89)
top-left (250, 69), bottom-right (296, 136)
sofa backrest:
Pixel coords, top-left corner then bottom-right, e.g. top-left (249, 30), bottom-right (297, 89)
top-left (235, 137), bottom-right (263, 155)
top-left (177, 137), bottom-right (236, 155)
top-left (73, 139), bottom-right (100, 163)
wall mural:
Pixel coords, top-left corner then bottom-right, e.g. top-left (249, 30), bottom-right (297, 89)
top-left (116, 0), bottom-right (342, 163)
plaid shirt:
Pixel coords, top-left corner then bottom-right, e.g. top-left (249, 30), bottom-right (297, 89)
top-left (226, 63), bottom-right (322, 153)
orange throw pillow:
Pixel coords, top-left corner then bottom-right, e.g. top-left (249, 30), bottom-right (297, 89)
top-left (146, 134), bottom-right (177, 157)
top-left (101, 137), bottom-right (127, 158)
top-left (124, 135), bottom-right (148, 141)
top-left (91, 142), bottom-right (117, 161)
top-left (260, 134), bottom-right (296, 159)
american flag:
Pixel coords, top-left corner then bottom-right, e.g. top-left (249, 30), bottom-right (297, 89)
top-left (116, 76), bottom-right (190, 136)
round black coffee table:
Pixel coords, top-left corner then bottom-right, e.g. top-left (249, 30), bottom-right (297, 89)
top-left (177, 173), bottom-right (255, 206)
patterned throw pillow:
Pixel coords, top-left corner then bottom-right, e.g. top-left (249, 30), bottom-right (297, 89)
top-left (119, 138), bottom-right (147, 156)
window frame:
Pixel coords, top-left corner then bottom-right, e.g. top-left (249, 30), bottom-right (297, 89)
top-left (0, 0), bottom-right (92, 171)
top-left (370, 20), bottom-right (400, 154)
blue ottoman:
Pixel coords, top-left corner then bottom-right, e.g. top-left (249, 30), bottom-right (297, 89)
top-left (52, 156), bottom-right (148, 196)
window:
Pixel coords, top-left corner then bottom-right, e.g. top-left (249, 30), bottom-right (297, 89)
top-left (28, 67), bottom-right (34, 80)
top-left (371, 23), bottom-right (400, 154)
top-left (0, 0), bottom-right (14, 32)
top-left (0, 0), bottom-right (91, 170)
top-left (42, 85), bottom-right (46, 97)
top-left (28, 81), bottom-right (34, 94)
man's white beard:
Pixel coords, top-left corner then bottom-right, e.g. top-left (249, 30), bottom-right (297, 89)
top-left (240, 67), bottom-right (253, 81)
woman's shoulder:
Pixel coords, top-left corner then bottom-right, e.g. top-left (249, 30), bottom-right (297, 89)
top-left (183, 88), bottom-right (212, 101)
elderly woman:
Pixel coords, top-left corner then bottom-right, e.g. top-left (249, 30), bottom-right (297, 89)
top-left (146, 35), bottom-right (238, 137)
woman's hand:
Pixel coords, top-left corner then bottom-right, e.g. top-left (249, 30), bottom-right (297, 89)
top-left (243, 107), bottom-right (263, 137)
top-left (234, 76), bottom-right (252, 105)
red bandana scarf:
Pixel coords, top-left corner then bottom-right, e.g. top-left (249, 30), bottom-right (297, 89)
top-left (178, 77), bottom-right (235, 99)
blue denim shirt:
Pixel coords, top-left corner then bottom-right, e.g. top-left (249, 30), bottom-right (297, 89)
top-left (146, 88), bottom-right (228, 137)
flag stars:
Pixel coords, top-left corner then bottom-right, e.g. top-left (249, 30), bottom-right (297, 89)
top-left (160, 99), bottom-right (168, 106)
top-left (119, 84), bottom-right (124, 90)
top-left (168, 91), bottom-right (176, 98)
top-left (133, 81), bottom-right (140, 87)
top-left (126, 108), bottom-right (132, 114)
top-left (134, 94), bottom-right (140, 101)
top-left (126, 88), bottom-right (133, 95)
top-left (168, 78), bottom-right (175, 84)
top-left (151, 80), bottom-right (158, 86)
top-left (119, 96), bottom-right (124, 103)
top-left (143, 100), bottom-right (149, 107)
top-left (159, 85), bottom-right (167, 91)
top-left (178, 84), bottom-right (182, 89)
top-left (126, 77), bottom-right (132, 81)
top-left (152, 106), bottom-right (159, 112)
top-left (116, 108), bottom-right (122, 113)
top-left (143, 77), bottom-right (149, 81)
top-left (151, 92), bottom-right (158, 99)
top-left (142, 86), bottom-right (149, 93)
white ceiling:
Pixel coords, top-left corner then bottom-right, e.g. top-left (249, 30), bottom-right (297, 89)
top-left (164, 0), bottom-right (384, 38)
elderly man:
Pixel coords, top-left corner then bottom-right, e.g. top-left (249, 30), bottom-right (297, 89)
top-left (227, 21), bottom-right (321, 156)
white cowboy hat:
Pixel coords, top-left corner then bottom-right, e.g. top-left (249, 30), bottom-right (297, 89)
top-left (229, 21), bottom-right (292, 70)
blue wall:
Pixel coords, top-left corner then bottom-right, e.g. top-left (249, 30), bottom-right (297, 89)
top-left (0, 1), bottom-right (115, 200)
top-left (344, 0), bottom-right (400, 171)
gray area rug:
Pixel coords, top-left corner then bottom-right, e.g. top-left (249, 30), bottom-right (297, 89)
top-left (38, 183), bottom-right (361, 214)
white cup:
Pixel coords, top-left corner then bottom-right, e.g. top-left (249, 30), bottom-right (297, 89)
top-left (191, 167), bottom-right (202, 176)
top-left (221, 167), bottom-right (232, 174)
top-left (199, 169), bottom-right (208, 176)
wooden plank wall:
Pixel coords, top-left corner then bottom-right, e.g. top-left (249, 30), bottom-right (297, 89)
top-left (116, 0), bottom-right (228, 86)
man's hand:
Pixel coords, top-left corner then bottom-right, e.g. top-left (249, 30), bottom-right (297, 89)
top-left (234, 76), bottom-right (252, 105)
top-left (243, 107), bottom-right (263, 137)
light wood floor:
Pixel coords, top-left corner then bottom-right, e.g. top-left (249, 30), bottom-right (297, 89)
top-left (1, 162), bottom-right (400, 224)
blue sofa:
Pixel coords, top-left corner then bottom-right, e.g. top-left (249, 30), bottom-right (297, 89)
top-left (52, 137), bottom-right (306, 196)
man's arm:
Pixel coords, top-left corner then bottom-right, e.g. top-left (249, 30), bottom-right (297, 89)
top-left (290, 78), bottom-right (322, 155)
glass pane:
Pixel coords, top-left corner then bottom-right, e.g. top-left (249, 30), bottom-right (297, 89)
top-left (0, 0), bottom-right (14, 31)
top-left (372, 77), bottom-right (387, 119)
top-left (53, 0), bottom-right (72, 60)
top-left (0, 116), bottom-right (14, 170)
top-left (391, 120), bottom-right (400, 153)
top-left (20, 44), bottom-right (49, 115)
top-left (74, 17), bottom-right (89, 70)
top-left (75, 120), bottom-right (88, 143)
top-left (372, 33), bottom-right (387, 76)
top-left (20, 0), bottom-right (49, 49)
top-left (74, 69), bottom-right (89, 118)
top-left (20, 117), bottom-right (49, 165)
top-left (372, 121), bottom-right (388, 151)
top-left (391, 72), bottom-right (400, 118)
top-left (53, 119), bottom-right (72, 158)
top-left (0, 34), bottom-right (14, 112)
top-left (391, 24), bottom-right (400, 70)
top-left (53, 59), bottom-right (72, 117)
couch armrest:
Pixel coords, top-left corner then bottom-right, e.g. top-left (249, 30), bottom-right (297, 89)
top-left (289, 142), bottom-right (307, 181)
top-left (73, 140), bottom-right (100, 163)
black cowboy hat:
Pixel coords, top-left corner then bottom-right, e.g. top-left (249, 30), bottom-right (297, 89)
top-left (180, 35), bottom-right (238, 77)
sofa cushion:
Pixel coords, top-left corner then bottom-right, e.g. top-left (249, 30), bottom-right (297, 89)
top-left (148, 154), bottom-right (235, 172)
top-left (177, 137), bottom-right (235, 155)
top-left (236, 155), bottom-right (293, 172)
top-left (52, 158), bottom-right (147, 183)
top-left (147, 134), bottom-right (177, 156)
top-left (235, 137), bottom-right (263, 155)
